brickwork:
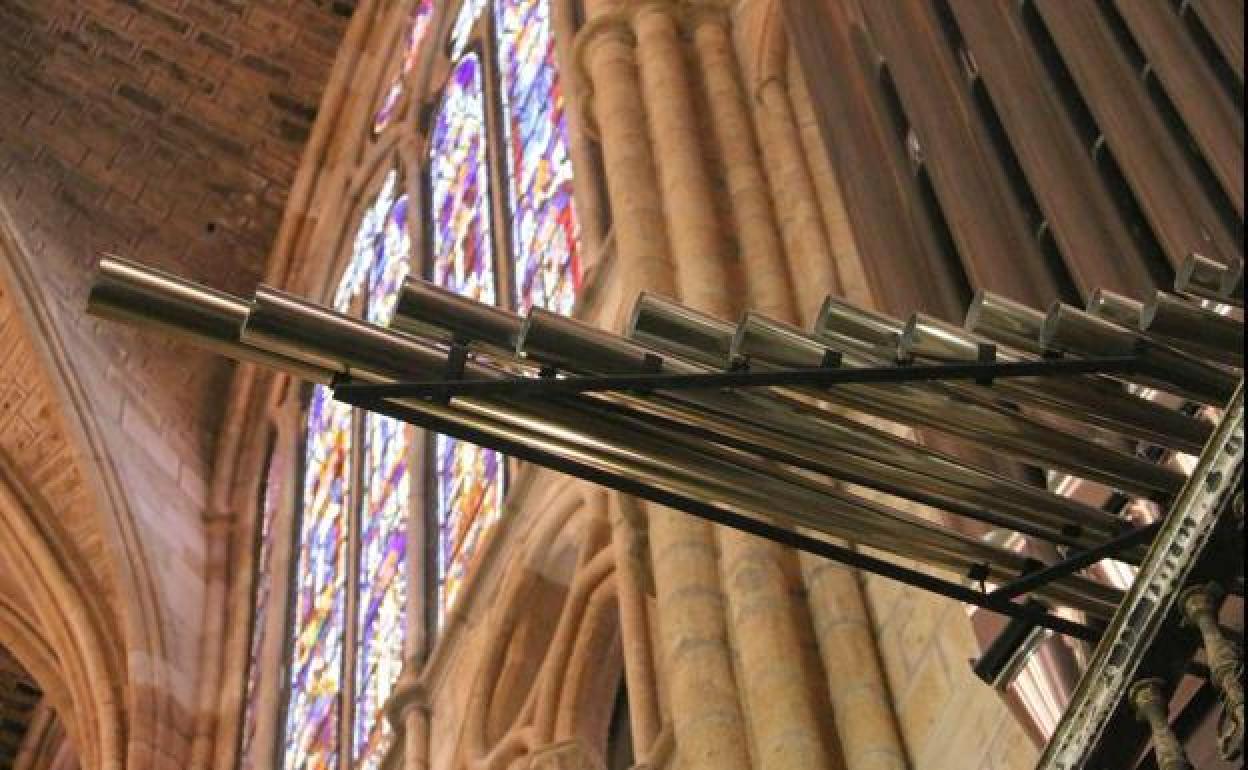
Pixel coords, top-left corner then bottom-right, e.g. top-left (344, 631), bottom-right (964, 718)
top-left (0, 0), bottom-right (353, 465)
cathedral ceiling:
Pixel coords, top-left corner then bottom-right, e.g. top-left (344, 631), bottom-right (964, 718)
top-left (0, 0), bottom-right (356, 462)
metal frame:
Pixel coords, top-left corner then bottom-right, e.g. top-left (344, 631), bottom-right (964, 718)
top-left (333, 358), bottom-right (1164, 642)
top-left (335, 355), bottom-right (1142, 400)
top-left (1036, 383), bottom-right (1243, 770)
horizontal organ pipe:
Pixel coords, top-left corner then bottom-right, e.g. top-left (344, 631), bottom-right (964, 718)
top-left (731, 311), bottom-right (1185, 498)
top-left (239, 284), bottom-right (1116, 614)
top-left (93, 259), bottom-right (1243, 619)
top-left (902, 312), bottom-right (1211, 454)
top-left (1042, 302), bottom-right (1237, 405)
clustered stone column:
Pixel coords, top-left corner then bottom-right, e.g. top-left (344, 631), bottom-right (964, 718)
top-left (750, 34), bottom-right (841, 325)
top-left (578, 8), bottom-right (751, 770)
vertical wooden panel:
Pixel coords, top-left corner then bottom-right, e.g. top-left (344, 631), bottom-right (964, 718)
top-left (1034, 0), bottom-right (1241, 271)
top-left (781, 0), bottom-right (968, 320)
top-left (1113, 0), bottom-right (1244, 216)
top-left (1188, 0), bottom-right (1245, 83)
top-left (948, 0), bottom-right (1155, 298)
top-left (857, 0), bottom-right (1059, 306)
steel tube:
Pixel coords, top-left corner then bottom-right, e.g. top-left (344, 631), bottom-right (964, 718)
top-left (903, 312), bottom-right (1211, 454)
top-left (627, 291), bottom-right (736, 368)
top-left (85, 259), bottom-right (1123, 620)
top-left (1042, 302), bottom-right (1237, 405)
top-left (86, 255), bottom-right (336, 384)
top-left (1087, 289), bottom-right (1145, 330)
top-left (1175, 253), bottom-right (1238, 306)
top-left (391, 277), bottom-right (524, 350)
top-left (526, 308), bottom-right (1143, 541)
top-left (734, 312), bottom-right (1186, 498)
top-left (964, 290), bottom-right (1048, 354)
top-left (1139, 291), bottom-right (1243, 368)
top-left (241, 290), bottom-right (1119, 612)
top-left (814, 295), bottom-right (908, 360)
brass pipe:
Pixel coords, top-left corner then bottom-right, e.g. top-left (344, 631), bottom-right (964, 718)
top-left (627, 291), bottom-right (735, 369)
top-left (964, 290), bottom-right (1048, 354)
top-left (903, 312), bottom-right (1211, 454)
top-left (814, 295), bottom-right (907, 360)
top-left (527, 307), bottom-right (1139, 543)
top-left (86, 255), bottom-right (335, 384)
top-left (734, 311), bottom-right (1186, 499)
top-left (1176, 253), bottom-right (1238, 306)
top-left (242, 291), bottom-right (1118, 611)
top-left (85, 259), bottom-right (1121, 615)
top-left (1087, 288), bottom-right (1144, 330)
top-left (391, 277), bottom-right (524, 351)
top-left (1140, 291), bottom-right (1243, 368)
top-left (1042, 302), bottom-right (1237, 405)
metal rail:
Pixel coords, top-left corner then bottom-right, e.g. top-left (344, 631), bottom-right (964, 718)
top-left (338, 384), bottom-right (1105, 640)
top-left (334, 355), bottom-right (1142, 400)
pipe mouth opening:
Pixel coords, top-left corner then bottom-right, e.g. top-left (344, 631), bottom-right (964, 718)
top-left (515, 311), bottom-right (537, 358)
top-left (1038, 302), bottom-right (1065, 350)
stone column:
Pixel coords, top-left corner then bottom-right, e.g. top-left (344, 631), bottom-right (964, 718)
top-left (635, 6), bottom-right (835, 770)
top-left (552, 0), bottom-right (609, 258)
top-left (573, 11), bottom-right (676, 301)
top-left (753, 53), bottom-right (840, 325)
top-left (786, 53), bottom-right (873, 310)
top-left (385, 669), bottom-right (429, 770)
top-left (801, 559), bottom-right (907, 770)
top-left (690, 10), bottom-right (794, 320)
top-left (609, 495), bottom-right (661, 753)
top-left (575, 12), bottom-right (746, 770)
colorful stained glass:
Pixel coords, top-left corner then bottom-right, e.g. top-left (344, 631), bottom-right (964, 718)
top-left (430, 53), bottom-right (497, 306)
top-left (450, 0), bottom-right (489, 60)
top-left (435, 434), bottom-right (505, 613)
top-left (239, 452), bottom-right (282, 769)
top-left (352, 193), bottom-right (413, 770)
top-left (282, 384), bottom-right (352, 770)
top-left (373, 1), bottom-right (436, 135)
top-left (429, 51), bottom-right (506, 617)
top-left (495, 0), bottom-right (581, 314)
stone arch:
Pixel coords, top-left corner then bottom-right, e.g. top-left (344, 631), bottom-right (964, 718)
top-left (0, 200), bottom-right (187, 770)
top-left (459, 481), bottom-right (625, 770)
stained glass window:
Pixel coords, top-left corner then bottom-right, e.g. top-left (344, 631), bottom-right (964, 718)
top-left (430, 53), bottom-right (497, 306)
top-left (495, 0), bottom-right (581, 314)
top-left (352, 193), bottom-right (413, 770)
top-left (428, 51), bottom-right (507, 617)
top-left (240, 452), bottom-right (281, 769)
top-left (283, 171), bottom-right (407, 770)
top-left (450, 0), bottom-right (489, 60)
top-left (374, 1), bottom-right (436, 135)
top-left (283, 384), bottom-right (352, 770)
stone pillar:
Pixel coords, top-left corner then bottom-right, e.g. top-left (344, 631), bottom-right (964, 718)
top-left (786, 53), bottom-right (873, 310)
top-left (609, 495), bottom-right (661, 753)
top-left (552, 0), bottom-right (609, 258)
top-left (690, 11), bottom-right (794, 321)
top-left (801, 559), bottom-right (907, 770)
top-left (575, 12), bottom-right (747, 770)
top-left (754, 54), bottom-right (840, 325)
top-left (574, 11), bottom-right (676, 301)
top-left (384, 669), bottom-right (429, 770)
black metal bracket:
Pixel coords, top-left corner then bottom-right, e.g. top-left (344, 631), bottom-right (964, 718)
top-left (334, 355), bottom-right (1142, 402)
top-left (989, 520), bottom-right (1163, 601)
top-left (336, 384), bottom-right (1104, 641)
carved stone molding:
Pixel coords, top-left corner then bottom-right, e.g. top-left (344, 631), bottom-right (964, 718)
top-left (528, 739), bottom-right (606, 770)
